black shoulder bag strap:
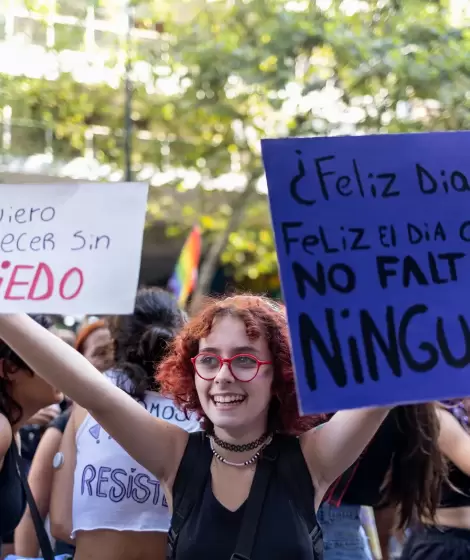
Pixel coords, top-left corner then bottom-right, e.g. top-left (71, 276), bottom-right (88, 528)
top-left (277, 435), bottom-right (323, 560)
top-left (167, 431), bottom-right (213, 560)
top-left (11, 441), bottom-right (55, 560)
top-left (230, 439), bottom-right (278, 560)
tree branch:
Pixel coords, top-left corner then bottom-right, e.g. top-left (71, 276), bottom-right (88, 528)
top-left (189, 176), bottom-right (259, 314)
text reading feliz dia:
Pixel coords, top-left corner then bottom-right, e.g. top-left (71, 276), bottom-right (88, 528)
top-left (289, 152), bottom-right (470, 204)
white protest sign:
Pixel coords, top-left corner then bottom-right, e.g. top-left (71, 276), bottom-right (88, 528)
top-left (0, 182), bottom-right (149, 314)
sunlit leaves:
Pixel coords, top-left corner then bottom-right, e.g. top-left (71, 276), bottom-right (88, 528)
top-left (4, 0), bottom-right (470, 288)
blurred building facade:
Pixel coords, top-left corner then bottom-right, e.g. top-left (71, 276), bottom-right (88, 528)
top-left (0, 0), bottom-right (237, 289)
top-left (0, 0), bottom-right (171, 183)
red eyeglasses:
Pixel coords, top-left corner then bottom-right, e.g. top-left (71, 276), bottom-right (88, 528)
top-left (191, 352), bottom-right (272, 382)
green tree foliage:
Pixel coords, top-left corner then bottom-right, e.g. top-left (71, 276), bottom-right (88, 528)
top-left (162, 0), bottom-right (470, 301)
top-left (2, 0), bottom-right (470, 298)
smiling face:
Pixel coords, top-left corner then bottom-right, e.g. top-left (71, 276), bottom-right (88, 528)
top-left (194, 313), bottom-right (273, 438)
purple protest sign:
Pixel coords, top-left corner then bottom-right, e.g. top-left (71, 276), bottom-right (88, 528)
top-left (262, 131), bottom-right (470, 414)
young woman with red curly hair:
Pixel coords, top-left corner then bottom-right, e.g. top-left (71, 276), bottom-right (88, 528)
top-left (0, 295), bottom-right (391, 559)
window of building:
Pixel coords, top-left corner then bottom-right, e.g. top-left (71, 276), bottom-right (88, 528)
top-left (14, 16), bottom-right (47, 45)
top-left (0, 14), bottom-right (6, 41)
top-left (54, 22), bottom-right (85, 51)
top-left (95, 29), bottom-right (121, 52)
top-left (10, 123), bottom-right (47, 156)
top-left (55, 0), bottom-right (87, 19)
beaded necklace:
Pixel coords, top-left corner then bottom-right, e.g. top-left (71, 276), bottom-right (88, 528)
top-left (209, 435), bottom-right (273, 467)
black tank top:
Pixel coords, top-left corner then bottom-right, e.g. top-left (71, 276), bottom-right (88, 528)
top-left (174, 438), bottom-right (315, 560)
top-left (333, 410), bottom-right (402, 506)
top-left (439, 464), bottom-right (470, 508)
top-left (0, 440), bottom-right (26, 541)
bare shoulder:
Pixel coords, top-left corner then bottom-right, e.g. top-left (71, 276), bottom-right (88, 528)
top-left (71, 403), bottom-right (89, 430)
top-left (161, 424), bottom-right (189, 491)
top-left (160, 421), bottom-right (190, 483)
top-left (436, 407), bottom-right (465, 441)
top-left (160, 427), bottom-right (191, 508)
top-left (0, 413), bottom-right (12, 467)
top-left (435, 406), bottom-right (470, 474)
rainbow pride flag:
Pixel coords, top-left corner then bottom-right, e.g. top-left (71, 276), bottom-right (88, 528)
top-left (168, 225), bottom-right (202, 308)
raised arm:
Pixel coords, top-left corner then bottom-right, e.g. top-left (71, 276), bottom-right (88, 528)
top-left (49, 408), bottom-right (78, 545)
top-left (0, 314), bottom-right (188, 482)
top-left (300, 407), bottom-right (391, 500)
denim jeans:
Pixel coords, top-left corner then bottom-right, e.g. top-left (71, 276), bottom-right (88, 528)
top-left (317, 503), bottom-right (373, 560)
top-left (5, 554), bottom-right (72, 560)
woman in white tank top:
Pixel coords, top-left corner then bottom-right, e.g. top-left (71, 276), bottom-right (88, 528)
top-left (49, 288), bottom-right (200, 560)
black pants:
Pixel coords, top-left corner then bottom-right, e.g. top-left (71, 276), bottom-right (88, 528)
top-left (2, 531), bottom-right (13, 544)
top-left (401, 525), bottom-right (470, 560)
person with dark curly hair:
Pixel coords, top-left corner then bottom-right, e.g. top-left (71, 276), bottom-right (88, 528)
top-left (0, 295), bottom-right (392, 560)
top-left (48, 288), bottom-right (199, 560)
top-left (0, 314), bottom-right (62, 554)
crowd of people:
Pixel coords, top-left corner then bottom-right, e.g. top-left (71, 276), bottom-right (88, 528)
top-left (0, 288), bottom-right (469, 560)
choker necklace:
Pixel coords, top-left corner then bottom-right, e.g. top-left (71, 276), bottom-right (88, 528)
top-left (210, 435), bottom-right (272, 467)
top-left (209, 431), bottom-right (269, 452)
